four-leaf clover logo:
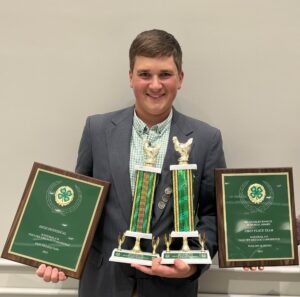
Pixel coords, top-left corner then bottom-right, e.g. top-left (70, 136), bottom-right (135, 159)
top-left (249, 185), bottom-right (263, 199)
top-left (55, 186), bottom-right (74, 206)
top-left (247, 183), bottom-right (266, 204)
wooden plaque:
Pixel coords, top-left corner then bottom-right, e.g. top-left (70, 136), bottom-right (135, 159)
top-left (2, 162), bottom-right (109, 279)
top-left (215, 168), bottom-right (298, 268)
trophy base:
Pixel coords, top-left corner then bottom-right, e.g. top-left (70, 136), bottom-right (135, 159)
top-left (124, 230), bottom-right (152, 239)
top-left (160, 250), bottom-right (212, 265)
top-left (109, 248), bottom-right (159, 266)
top-left (170, 164), bottom-right (197, 170)
top-left (171, 231), bottom-right (199, 238)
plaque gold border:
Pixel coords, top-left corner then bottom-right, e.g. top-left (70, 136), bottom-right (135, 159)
top-left (1, 162), bottom-right (109, 279)
top-left (215, 167), bottom-right (299, 268)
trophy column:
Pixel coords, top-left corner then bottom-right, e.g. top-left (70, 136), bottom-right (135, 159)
top-left (109, 140), bottom-right (161, 266)
top-left (161, 137), bottom-right (212, 264)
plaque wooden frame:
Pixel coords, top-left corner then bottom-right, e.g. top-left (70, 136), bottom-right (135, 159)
top-left (215, 167), bottom-right (298, 268)
top-left (2, 162), bottom-right (109, 279)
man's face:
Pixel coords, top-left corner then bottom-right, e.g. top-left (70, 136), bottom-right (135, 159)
top-left (129, 55), bottom-right (184, 126)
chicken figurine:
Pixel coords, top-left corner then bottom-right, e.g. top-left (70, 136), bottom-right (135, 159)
top-left (172, 136), bottom-right (193, 165)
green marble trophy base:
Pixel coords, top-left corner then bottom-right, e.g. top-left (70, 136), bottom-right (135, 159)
top-left (110, 249), bottom-right (159, 266)
top-left (161, 250), bottom-right (211, 264)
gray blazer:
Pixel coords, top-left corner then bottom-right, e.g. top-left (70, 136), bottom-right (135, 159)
top-left (76, 106), bottom-right (226, 297)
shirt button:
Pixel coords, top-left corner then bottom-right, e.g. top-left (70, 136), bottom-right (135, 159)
top-left (164, 186), bottom-right (172, 195)
top-left (158, 201), bottom-right (166, 210)
top-left (161, 194), bottom-right (169, 203)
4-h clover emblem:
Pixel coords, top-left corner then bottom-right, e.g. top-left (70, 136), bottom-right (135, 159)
top-left (55, 186), bottom-right (74, 207)
top-left (247, 183), bottom-right (266, 204)
top-left (47, 181), bottom-right (82, 215)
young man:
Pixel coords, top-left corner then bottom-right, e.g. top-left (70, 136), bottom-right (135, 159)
top-left (37, 29), bottom-right (226, 297)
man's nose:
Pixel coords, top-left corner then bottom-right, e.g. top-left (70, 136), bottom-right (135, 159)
top-left (149, 76), bottom-right (162, 90)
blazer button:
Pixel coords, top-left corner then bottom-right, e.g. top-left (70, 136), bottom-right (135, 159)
top-left (164, 186), bottom-right (172, 195)
top-left (158, 201), bottom-right (166, 210)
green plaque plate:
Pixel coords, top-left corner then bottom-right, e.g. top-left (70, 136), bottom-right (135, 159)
top-left (215, 168), bottom-right (298, 268)
top-left (1, 162), bottom-right (109, 279)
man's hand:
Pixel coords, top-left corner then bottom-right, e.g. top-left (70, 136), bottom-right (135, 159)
top-left (36, 264), bottom-right (67, 283)
top-left (131, 257), bottom-right (197, 278)
top-left (243, 266), bottom-right (264, 272)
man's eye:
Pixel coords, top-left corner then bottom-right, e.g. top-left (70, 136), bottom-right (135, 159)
top-left (138, 72), bottom-right (150, 79)
top-left (160, 72), bottom-right (172, 79)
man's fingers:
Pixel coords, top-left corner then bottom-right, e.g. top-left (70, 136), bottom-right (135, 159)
top-left (36, 264), bottom-right (46, 277)
top-left (36, 264), bottom-right (67, 283)
top-left (173, 259), bottom-right (189, 273)
top-left (58, 271), bottom-right (67, 281)
top-left (243, 266), bottom-right (264, 271)
top-left (173, 259), bottom-right (197, 277)
top-left (43, 266), bottom-right (54, 282)
top-left (51, 268), bottom-right (59, 283)
top-left (131, 258), bottom-right (197, 278)
top-left (151, 257), bottom-right (173, 276)
top-left (131, 263), bottom-right (154, 275)
top-left (151, 257), bottom-right (162, 271)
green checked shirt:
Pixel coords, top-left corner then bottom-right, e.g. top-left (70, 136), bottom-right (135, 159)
top-left (129, 110), bottom-right (173, 195)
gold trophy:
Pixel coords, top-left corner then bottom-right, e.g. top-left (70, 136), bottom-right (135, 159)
top-left (109, 140), bottom-right (160, 265)
top-left (161, 137), bottom-right (211, 264)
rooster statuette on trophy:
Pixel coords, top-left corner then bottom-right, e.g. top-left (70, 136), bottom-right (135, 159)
top-left (144, 139), bottom-right (160, 167)
top-left (172, 137), bottom-right (193, 165)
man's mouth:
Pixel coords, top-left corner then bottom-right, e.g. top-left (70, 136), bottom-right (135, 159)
top-left (146, 93), bottom-right (165, 99)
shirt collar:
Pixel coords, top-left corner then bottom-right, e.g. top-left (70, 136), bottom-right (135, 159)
top-left (133, 109), bottom-right (173, 136)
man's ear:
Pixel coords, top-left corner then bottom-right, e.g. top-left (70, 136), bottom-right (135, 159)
top-left (129, 71), bottom-right (133, 88)
top-left (178, 71), bottom-right (184, 89)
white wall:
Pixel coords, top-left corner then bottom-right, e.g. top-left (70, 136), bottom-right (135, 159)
top-left (1, 0), bottom-right (300, 295)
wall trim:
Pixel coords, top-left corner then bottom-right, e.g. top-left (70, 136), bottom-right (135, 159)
top-left (1, 259), bottom-right (299, 273)
top-left (0, 288), bottom-right (77, 296)
top-left (1, 259), bottom-right (299, 296)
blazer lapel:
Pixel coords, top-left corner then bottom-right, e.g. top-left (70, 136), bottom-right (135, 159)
top-left (106, 107), bottom-right (134, 226)
top-left (152, 109), bottom-right (194, 228)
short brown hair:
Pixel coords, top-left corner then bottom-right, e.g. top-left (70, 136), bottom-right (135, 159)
top-left (129, 29), bottom-right (182, 72)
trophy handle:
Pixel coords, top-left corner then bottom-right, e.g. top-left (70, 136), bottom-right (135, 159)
top-left (152, 236), bottom-right (160, 255)
top-left (117, 233), bottom-right (126, 250)
top-left (164, 234), bottom-right (172, 252)
top-left (198, 232), bottom-right (206, 251)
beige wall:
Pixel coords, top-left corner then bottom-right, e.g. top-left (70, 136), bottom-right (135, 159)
top-left (0, 0), bottom-right (300, 295)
